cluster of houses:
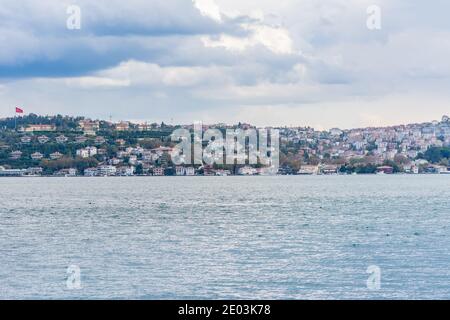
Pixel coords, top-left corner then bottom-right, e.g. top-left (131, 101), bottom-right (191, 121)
top-left (0, 166), bottom-right (43, 177)
top-left (82, 146), bottom-right (192, 177)
top-left (20, 120), bottom-right (162, 136)
top-left (8, 134), bottom-right (107, 161)
top-left (292, 162), bottom-right (450, 175)
top-left (18, 133), bottom-right (104, 145)
top-left (3, 115), bottom-right (450, 176)
top-left (280, 115), bottom-right (450, 172)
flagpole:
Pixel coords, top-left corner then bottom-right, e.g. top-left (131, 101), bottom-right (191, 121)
top-left (14, 113), bottom-right (17, 131)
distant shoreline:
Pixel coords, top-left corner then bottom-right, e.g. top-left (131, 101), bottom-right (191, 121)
top-left (1, 173), bottom-right (449, 178)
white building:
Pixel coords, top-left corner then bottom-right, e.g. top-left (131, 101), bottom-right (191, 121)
top-left (55, 135), bottom-right (68, 143)
top-left (55, 168), bottom-right (77, 177)
top-left (50, 152), bottom-right (63, 160)
top-left (26, 167), bottom-right (43, 175)
top-left (84, 168), bottom-right (97, 177)
top-left (31, 152), bottom-right (44, 160)
top-left (238, 166), bottom-right (257, 175)
top-left (0, 167), bottom-right (26, 176)
top-left (76, 146), bottom-right (97, 158)
top-left (98, 165), bottom-right (117, 176)
top-left (117, 166), bottom-right (135, 176)
top-left (20, 136), bottom-right (32, 143)
top-left (37, 135), bottom-right (49, 144)
top-left (76, 149), bottom-right (89, 158)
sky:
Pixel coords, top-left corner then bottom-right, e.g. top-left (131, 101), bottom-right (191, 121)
top-left (0, 0), bottom-right (449, 129)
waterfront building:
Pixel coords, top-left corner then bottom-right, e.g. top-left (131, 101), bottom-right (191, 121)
top-left (54, 168), bottom-right (77, 177)
top-left (215, 169), bottom-right (231, 176)
top-left (84, 168), bottom-right (97, 177)
top-left (153, 167), bottom-right (165, 176)
top-left (377, 166), bottom-right (394, 174)
top-left (238, 166), bottom-right (257, 175)
top-left (98, 165), bottom-right (117, 176)
top-left (203, 165), bottom-right (215, 176)
top-left (0, 167), bottom-right (27, 176)
top-left (117, 166), bottom-right (135, 176)
top-left (320, 165), bottom-right (339, 175)
top-left (26, 167), bottom-right (43, 175)
top-left (298, 165), bottom-right (319, 175)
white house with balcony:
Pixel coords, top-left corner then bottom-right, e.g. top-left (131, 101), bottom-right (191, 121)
top-left (37, 135), bottom-right (49, 144)
top-left (50, 152), bottom-right (63, 160)
top-left (55, 135), bottom-right (68, 143)
top-left (31, 152), bottom-right (44, 160)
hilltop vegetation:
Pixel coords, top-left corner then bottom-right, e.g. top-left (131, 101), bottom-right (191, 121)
top-left (0, 114), bottom-right (173, 173)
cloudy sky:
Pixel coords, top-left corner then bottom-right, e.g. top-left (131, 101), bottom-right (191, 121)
top-left (0, 0), bottom-right (449, 129)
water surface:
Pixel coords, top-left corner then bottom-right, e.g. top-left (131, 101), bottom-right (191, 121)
top-left (0, 176), bottom-right (449, 299)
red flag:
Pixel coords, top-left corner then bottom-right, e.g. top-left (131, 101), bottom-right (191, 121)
top-left (16, 107), bottom-right (23, 114)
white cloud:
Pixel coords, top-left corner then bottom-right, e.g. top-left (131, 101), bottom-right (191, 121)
top-left (61, 60), bottom-right (232, 89)
top-left (202, 23), bottom-right (294, 54)
top-left (1, 0), bottom-right (450, 128)
top-left (193, 0), bottom-right (222, 22)
top-left (65, 77), bottom-right (131, 88)
top-left (194, 0), bottom-right (295, 54)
